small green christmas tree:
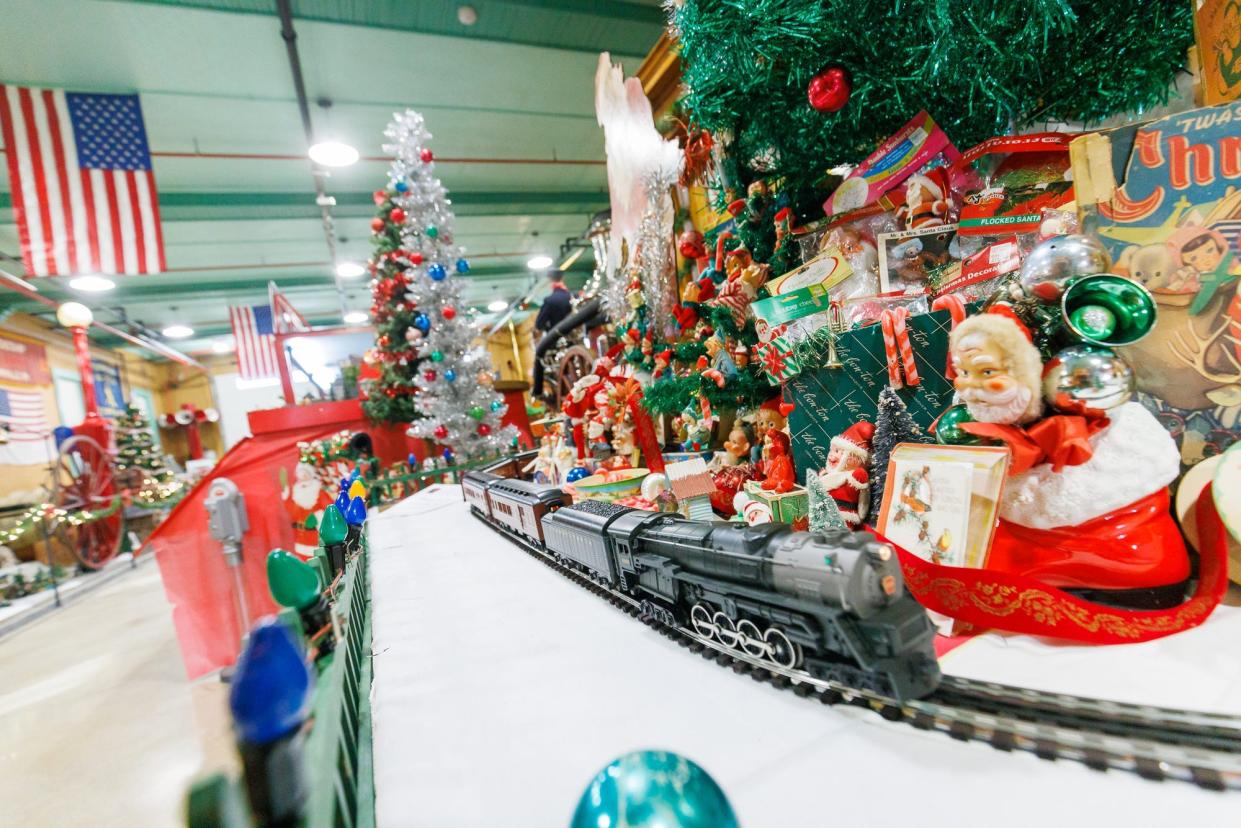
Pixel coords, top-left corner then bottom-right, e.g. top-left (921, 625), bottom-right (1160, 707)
top-left (115, 404), bottom-right (174, 486)
top-left (866, 388), bottom-right (932, 526)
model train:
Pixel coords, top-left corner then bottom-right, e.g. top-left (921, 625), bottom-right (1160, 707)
top-left (461, 470), bottom-right (941, 701)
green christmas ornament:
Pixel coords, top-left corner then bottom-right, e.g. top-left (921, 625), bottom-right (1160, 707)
top-left (1068, 305), bottom-right (1116, 342)
top-left (266, 549), bottom-right (321, 610)
top-left (490, 400), bottom-right (503, 412)
top-left (430, 351), bottom-right (444, 363)
top-left (468, 406), bottom-right (486, 420)
top-left (318, 504), bottom-right (349, 546)
top-left (934, 404), bottom-right (981, 446)
top-left (303, 513), bottom-right (318, 531)
top-left (425, 225), bottom-right (438, 239)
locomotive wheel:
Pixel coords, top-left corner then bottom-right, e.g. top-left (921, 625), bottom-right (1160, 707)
top-left (736, 620), bottom-right (766, 659)
top-left (690, 603), bottom-right (714, 639)
top-left (712, 612), bottom-right (738, 648)
top-left (764, 627), bottom-right (801, 670)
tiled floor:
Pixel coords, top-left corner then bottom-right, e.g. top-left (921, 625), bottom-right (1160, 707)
top-left (0, 559), bottom-right (236, 827)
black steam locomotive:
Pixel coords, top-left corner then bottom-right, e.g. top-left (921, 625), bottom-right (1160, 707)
top-left (462, 471), bottom-right (941, 702)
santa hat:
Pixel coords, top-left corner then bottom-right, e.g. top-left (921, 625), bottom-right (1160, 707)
top-left (830, 421), bottom-right (874, 462)
top-left (656, 349), bottom-right (674, 362)
top-left (906, 168), bottom-right (949, 201)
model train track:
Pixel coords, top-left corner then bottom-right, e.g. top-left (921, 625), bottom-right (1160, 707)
top-left (478, 512), bottom-right (1241, 791)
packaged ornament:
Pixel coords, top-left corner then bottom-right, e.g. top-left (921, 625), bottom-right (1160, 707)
top-left (953, 133), bottom-right (1075, 244)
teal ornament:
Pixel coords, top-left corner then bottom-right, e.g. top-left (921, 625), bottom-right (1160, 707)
top-left (393, 180), bottom-right (409, 193)
top-left (430, 350), bottom-right (444, 363)
top-left (571, 751), bottom-right (738, 828)
top-left (934, 404), bottom-right (981, 445)
top-left (425, 225), bottom-right (438, 239)
top-left (455, 258), bottom-right (469, 274)
top-left (489, 400), bottom-right (503, 412)
top-left (565, 466), bottom-right (589, 483)
top-left (444, 369), bottom-right (457, 382)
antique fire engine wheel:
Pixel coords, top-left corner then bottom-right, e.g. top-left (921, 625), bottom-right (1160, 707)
top-left (555, 345), bottom-right (594, 409)
top-left (50, 435), bottom-right (124, 570)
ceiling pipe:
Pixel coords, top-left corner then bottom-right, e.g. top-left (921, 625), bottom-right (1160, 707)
top-left (0, 148), bottom-right (606, 165)
top-left (275, 0), bottom-right (347, 321)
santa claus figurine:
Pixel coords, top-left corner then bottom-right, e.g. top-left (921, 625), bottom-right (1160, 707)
top-left (818, 421), bottom-right (875, 527)
top-left (897, 168), bottom-right (953, 230)
top-left (947, 306), bottom-right (1190, 605)
top-left (282, 461), bottom-right (333, 559)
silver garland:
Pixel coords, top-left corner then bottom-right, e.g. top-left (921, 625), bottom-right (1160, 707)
top-left (382, 110), bottom-right (518, 460)
top-left (633, 167), bottom-right (679, 339)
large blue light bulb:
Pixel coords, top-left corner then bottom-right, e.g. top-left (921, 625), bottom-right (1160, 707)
top-left (229, 619), bottom-right (313, 745)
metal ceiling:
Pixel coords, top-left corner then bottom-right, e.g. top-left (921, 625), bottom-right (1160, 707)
top-left (0, 0), bottom-right (664, 352)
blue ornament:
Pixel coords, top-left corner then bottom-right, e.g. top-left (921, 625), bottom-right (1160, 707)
top-left (344, 496), bottom-right (367, 527)
top-left (444, 369), bottom-right (457, 382)
top-left (565, 466), bottom-right (590, 483)
top-left (393, 180), bottom-right (409, 193)
top-left (571, 751), bottom-right (737, 828)
top-left (442, 448), bottom-right (454, 463)
top-left (489, 400), bottom-right (503, 413)
top-left (428, 263), bottom-right (447, 281)
top-left (413, 313), bottom-right (431, 333)
top-left (406, 453), bottom-right (417, 467)
top-left (339, 478), bottom-right (350, 492)
top-left (455, 258), bottom-right (470, 274)
top-left (229, 619), bottom-right (312, 745)
top-left (52, 425), bottom-right (73, 448)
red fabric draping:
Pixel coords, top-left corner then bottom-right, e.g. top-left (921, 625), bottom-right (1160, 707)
top-left (960, 413), bottom-right (1110, 474)
top-left (146, 410), bottom-right (416, 678)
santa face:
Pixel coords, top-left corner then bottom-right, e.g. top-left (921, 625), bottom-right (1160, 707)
top-left (953, 338), bottom-right (1032, 424)
top-left (827, 446), bottom-right (861, 471)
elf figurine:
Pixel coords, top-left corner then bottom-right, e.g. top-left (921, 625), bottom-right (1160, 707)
top-left (818, 421), bottom-right (875, 527)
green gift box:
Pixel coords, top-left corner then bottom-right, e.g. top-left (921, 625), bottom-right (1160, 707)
top-left (784, 307), bottom-right (961, 482)
top-left (743, 479), bottom-right (808, 525)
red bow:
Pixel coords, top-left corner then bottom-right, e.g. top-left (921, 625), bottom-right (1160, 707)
top-left (961, 414), bottom-right (1110, 474)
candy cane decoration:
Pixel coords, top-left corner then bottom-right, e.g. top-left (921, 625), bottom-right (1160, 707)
top-left (880, 307), bottom-right (920, 388)
top-left (931, 294), bottom-right (967, 379)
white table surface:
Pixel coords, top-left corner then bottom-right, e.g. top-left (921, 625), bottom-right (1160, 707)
top-left (369, 485), bottom-right (1240, 827)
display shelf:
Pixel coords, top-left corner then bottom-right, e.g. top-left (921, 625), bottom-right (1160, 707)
top-left (368, 485), bottom-right (1238, 826)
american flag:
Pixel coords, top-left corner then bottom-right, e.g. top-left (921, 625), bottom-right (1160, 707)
top-left (0, 86), bottom-right (166, 276)
top-left (230, 305), bottom-right (280, 380)
top-left (0, 386), bottom-right (49, 442)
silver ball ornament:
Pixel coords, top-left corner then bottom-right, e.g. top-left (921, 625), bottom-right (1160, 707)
top-left (1042, 345), bottom-right (1134, 413)
top-left (1019, 234), bottom-right (1111, 288)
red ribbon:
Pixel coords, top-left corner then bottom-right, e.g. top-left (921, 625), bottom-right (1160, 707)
top-left (960, 414), bottom-right (1110, 474)
top-left (873, 484), bottom-right (1229, 645)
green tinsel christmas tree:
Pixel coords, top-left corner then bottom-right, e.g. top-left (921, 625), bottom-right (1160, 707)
top-left (671, 0), bottom-right (1193, 202)
top-left (866, 388), bottom-right (932, 526)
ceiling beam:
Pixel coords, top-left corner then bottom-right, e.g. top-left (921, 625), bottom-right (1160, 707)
top-left (114, 0), bottom-right (660, 60)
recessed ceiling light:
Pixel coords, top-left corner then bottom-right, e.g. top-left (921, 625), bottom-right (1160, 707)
top-left (487, 299), bottom-right (508, 312)
top-left (336, 261), bottom-right (365, 279)
top-left (343, 311), bottom-right (369, 325)
top-left (308, 140), bottom-right (359, 167)
top-left (457, 5), bottom-right (478, 25)
top-left (526, 254), bottom-right (553, 270)
top-left (68, 275), bottom-right (115, 292)
top-left (211, 338), bottom-right (235, 354)
top-left (162, 324), bottom-right (194, 339)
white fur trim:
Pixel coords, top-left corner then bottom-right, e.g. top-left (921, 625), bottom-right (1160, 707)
top-left (838, 509), bottom-right (861, 524)
top-left (830, 435), bottom-right (869, 461)
top-left (999, 403), bottom-right (1180, 530)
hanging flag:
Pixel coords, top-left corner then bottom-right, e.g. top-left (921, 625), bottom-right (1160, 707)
top-left (0, 86), bottom-right (166, 277)
top-left (0, 386), bottom-right (53, 466)
top-left (229, 305), bottom-right (279, 381)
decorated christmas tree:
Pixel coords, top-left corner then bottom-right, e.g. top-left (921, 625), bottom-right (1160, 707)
top-left (379, 111), bottom-right (517, 461)
top-left (866, 388), bottom-right (931, 525)
top-left (361, 122), bottom-right (432, 424)
top-left (115, 404), bottom-right (172, 480)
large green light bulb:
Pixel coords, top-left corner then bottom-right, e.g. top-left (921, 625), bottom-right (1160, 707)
top-left (318, 504), bottom-right (348, 546)
top-left (266, 549), bottom-right (321, 610)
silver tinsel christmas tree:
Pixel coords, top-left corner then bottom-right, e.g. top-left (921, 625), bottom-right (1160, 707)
top-left (384, 111), bottom-right (517, 461)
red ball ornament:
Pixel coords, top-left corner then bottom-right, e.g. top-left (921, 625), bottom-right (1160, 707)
top-left (409, 252), bottom-right (423, 266)
top-left (424, 369), bottom-right (437, 381)
top-left (370, 217), bottom-right (385, 232)
top-left (442, 306), bottom-right (456, 320)
top-left (807, 65), bottom-right (852, 113)
top-left (477, 423), bottom-right (491, 437)
top-left (434, 424), bottom-right (449, 440)
top-left (420, 149), bottom-right (433, 163)
top-left (372, 189), bottom-right (387, 206)
top-left (389, 207), bottom-right (406, 224)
